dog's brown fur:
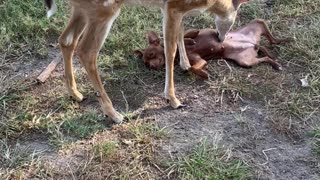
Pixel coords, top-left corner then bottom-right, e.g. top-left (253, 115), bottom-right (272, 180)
top-left (44, 0), bottom-right (248, 123)
top-left (136, 19), bottom-right (289, 79)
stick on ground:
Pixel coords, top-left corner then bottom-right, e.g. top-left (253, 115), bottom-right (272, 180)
top-left (37, 54), bottom-right (62, 83)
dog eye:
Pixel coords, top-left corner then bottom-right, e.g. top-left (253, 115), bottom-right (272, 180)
top-left (148, 52), bottom-right (155, 58)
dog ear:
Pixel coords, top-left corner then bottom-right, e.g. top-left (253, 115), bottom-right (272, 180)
top-left (134, 50), bottom-right (144, 59)
top-left (184, 38), bottom-right (196, 46)
top-left (147, 31), bottom-right (160, 46)
top-left (184, 29), bottom-right (200, 39)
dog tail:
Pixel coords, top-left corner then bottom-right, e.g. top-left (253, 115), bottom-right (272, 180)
top-left (44, 0), bottom-right (57, 18)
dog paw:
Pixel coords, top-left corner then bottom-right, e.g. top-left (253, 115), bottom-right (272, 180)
top-left (272, 61), bottom-right (283, 71)
top-left (276, 66), bottom-right (283, 71)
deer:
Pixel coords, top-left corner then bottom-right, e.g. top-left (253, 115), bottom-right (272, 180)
top-left (44, 0), bottom-right (249, 123)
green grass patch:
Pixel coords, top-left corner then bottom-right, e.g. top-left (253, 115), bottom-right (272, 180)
top-left (310, 127), bottom-right (320, 156)
top-left (173, 140), bottom-right (251, 180)
top-left (128, 119), bottom-right (167, 140)
top-left (0, 0), bottom-right (68, 56)
top-left (62, 109), bottom-right (107, 139)
top-left (94, 141), bottom-right (119, 160)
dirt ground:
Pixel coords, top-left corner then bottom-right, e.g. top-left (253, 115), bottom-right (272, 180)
top-left (2, 50), bottom-right (319, 179)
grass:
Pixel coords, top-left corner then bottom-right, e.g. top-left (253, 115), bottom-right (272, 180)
top-left (204, 0), bottom-right (320, 135)
top-left (171, 139), bottom-right (251, 180)
top-left (1, 119), bottom-right (168, 179)
top-left (0, 0), bottom-right (319, 179)
top-left (310, 127), bottom-right (320, 156)
top-left (0, 0), bottom-right (68, 56)
top-left (62, 109), bottom-right (107, 139)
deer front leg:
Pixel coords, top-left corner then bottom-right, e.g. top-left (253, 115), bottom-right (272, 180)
top-left (178, 22), bottom-right (191, 71)
top-left (163, 7), bottom-right (184, 108)
top-left (59, 8), bottom-right (86, 102)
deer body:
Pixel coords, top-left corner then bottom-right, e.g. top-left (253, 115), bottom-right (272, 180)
top-left (44, 0), bottom-right (248, 123)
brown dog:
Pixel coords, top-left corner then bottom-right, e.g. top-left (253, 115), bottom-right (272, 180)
top-left (135, 19), bottom-right (289, 79)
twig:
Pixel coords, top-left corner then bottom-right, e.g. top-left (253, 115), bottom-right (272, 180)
top-left (37, 54), bottom-right (62, 83)
top-left (121, 90), bottom-right (129, 113)
top-left (259, 148), bottom-right (277, 165)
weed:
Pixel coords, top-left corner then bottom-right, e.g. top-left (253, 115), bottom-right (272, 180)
top-left (62, 109), bottom-right (107, 139)
top-left (94, 141), bottom-right (119, 160)
top-left (172, 139), bottom-right (251, 180)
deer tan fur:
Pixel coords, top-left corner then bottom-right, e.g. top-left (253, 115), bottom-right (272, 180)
top-left (44, 0), bottom-right (248, 123)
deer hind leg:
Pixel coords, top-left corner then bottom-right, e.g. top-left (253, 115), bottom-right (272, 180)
top-left (178, 22), bottom-right (191, 71)
top-left (163, 7), bottom-right (184, 108)
top-left (59, 8), bottom-right (86, 102)
top-left (77, 9), bottom-right (123, 123)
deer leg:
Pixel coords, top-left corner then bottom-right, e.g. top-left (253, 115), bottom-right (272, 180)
top-left (59, 8), bottom-right (86, 102)
top-left (163, 7), bottom-right (184, 108)
top-left (77, 9), bottom-right (123, 123)
top-left (178, 21), bottom-right (191, 71)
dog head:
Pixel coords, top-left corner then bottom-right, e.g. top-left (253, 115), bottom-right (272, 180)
top-left (209, 0), bottom-right (249, 42)
top-left (134, 31), bottom-right (165, 70)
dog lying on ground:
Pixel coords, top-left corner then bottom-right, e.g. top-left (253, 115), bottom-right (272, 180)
top-left (135, 19), bottom-right (289, 79)
top-left (44, 0), bottom-right (249, 123)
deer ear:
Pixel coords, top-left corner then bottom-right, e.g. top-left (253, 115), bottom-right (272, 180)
top-left (147, 31), bottom-right (160, 46)
top-left (134, 50), bottom-right (144, 59)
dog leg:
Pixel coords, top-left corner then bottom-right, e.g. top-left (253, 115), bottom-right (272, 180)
top-left (190, 59), bottom-right (209, 79)
top-left (59, 8), bottom-right (86, 102)
top-left (256, 57), bottom-right (282, 70)
top-left (236, 56), bottom-right (282, 70)
top-left (258, 45), bottom-right (275, 59)
top-left (178, 22), bottom-right (191, 71)
top-left (163, 7), bottom-right (184, 108)
top-left (78, 9), bottom-right (123, 123)
top-left (254, 19), bottom-right (289, 44)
